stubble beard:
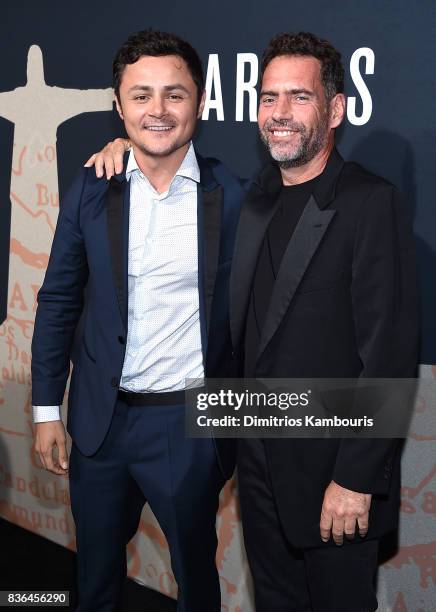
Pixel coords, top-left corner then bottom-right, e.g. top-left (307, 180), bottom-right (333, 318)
top-left (137, 120), bottom-right (188, 158)
top-left (260, 115), bottom-right (330, 169)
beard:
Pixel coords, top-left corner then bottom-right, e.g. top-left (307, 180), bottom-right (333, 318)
top-left (259, 115), bottom-right (330, 169)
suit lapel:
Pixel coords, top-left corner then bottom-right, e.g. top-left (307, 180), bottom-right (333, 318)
top-left (106, 151), bottom-right (223, 347)
top-left (257, 196), bottom-right (335, 359)
top-left (106, 165), bottom-right (129, 330)
top-left (196, 154), bottom-right (222, 354)
top-left (231, 147), bottom-right (345, 361)
top-left (202, 185), bottom-right (223, 331)
top-left (230, 164), bottom-right (282, 350)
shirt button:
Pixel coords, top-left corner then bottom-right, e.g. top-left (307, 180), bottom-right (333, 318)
top-left (118, 336), bottom-right (126, 345)
top-left (111, 377), bottom-right (119, 388)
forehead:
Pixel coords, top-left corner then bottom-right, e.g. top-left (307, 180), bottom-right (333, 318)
top-left (261, 55), bottom-right (323, 91)
top-left (120, 54), bottom-right (195, 88)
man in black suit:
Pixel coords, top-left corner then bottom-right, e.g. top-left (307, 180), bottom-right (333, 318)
top-left (230, 32), bottom-right (419, 612)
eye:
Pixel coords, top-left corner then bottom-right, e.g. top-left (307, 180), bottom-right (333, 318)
top-left (295, 95), bottom-right (309, 102)
top-left (168, 94), bottom-right (184, 101)
top-left (134, 95), bottom-right (148, 101)
top-left (261, 97), bottom-right (275, 105)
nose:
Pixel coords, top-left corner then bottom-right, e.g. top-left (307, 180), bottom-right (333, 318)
top-left (271, 95), bottom-right (292, 122)
top-left (148, 95), bottom-right (167, 118)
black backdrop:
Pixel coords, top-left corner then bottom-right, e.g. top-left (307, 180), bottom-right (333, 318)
top-left (1, 0), bottom-right (435, 362)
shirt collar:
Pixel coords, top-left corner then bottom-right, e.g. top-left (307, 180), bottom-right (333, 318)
top-left (126, 141), bottom-right (200, 185)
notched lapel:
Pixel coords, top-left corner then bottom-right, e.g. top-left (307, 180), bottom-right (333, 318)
top-left (106, 177), bottom-right (128, 329)
top-left (257, 195), bottom-right (336, 358)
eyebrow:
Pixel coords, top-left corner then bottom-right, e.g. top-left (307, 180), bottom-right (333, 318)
top-left (260, 88), bottom-right (314, 97)
top-left (127, 84), bottom-right (191, 94)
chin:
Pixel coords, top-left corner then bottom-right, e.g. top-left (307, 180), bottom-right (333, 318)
top-left (140, 142), bottom-right (179, 157)
top-left (271, 146), bottom-right (300, 163)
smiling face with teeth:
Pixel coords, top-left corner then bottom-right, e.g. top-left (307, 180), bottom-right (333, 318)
top-left (258, 55), bottom-right (341, 170)
top-left (115, 54), bottom-right (204, 168)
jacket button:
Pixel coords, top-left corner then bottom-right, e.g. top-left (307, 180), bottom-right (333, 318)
top-left (111, 377), bottom-right (119, 388)
top-left (118, 336), bottom-right (125, 345)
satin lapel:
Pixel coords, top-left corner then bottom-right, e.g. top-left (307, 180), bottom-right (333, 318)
top-left (106, 177), bottom-right (128, 330)
top-left (257, 195), bottom-right (336, 359)
top-left (230, 184), bottom-right (282, 350)
top-left (202, 185), bottom-right (223, 332)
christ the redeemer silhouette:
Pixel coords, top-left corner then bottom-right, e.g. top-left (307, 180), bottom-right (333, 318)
top-left (0, 44), bottom-right (113, 316)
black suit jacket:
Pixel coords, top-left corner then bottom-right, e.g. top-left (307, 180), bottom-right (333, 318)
top-left (231, 148), bottom-right (419, 546)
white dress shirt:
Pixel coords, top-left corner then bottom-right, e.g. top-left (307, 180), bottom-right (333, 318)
top-left (33, 142), bottom-right (204, 422)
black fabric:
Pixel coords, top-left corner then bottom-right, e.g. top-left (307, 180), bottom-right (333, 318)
top-left (230, 148), bottom-right (344, 352)
top-left (202, 185), bottom-right (223, 332)
top-left (238, 438), bottom-right (379, 612)
top-left (106, 176), bottom-right (127, 328)
top-left (245, 177), bottom-right (318, 375)
top-left (230, 148), bottom-right (419, 549)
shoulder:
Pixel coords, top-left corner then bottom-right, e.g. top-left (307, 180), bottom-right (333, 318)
top-left (337, 161), bottom-right (410, 232)
top-left (338, 160), bottom-right (400, 205)
top-left (198, 156), bottom-right (248, 213)
top-left (59, 166), bottom-right (115, 228)
top-left (202, 156), bottom-right (245, 186)
top-left (63, 165), bottom-right (113, 202)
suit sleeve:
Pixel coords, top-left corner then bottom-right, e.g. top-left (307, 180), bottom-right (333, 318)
top-left (31, 168), bottom-right (89, 406)
top-left (333, 184), bottom-right (419, 494)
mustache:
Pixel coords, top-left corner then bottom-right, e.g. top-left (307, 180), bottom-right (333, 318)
top-left (263, 119), bottom-right (306, 133)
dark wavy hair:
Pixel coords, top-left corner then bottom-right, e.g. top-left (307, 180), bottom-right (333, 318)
top-left (261, 31), bottom-right (344, 100)
top-left (113, 29), bottom-right (204, 107)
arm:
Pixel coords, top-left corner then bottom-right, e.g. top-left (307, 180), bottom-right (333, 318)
top-left (31, 168), bottom-right (89, 474)
top-left (334, 184), bottom-right (419, 489)
top-left (84, 138), bottom-right (130, 179)
top-left (320, 184), bottom-right (419, 544)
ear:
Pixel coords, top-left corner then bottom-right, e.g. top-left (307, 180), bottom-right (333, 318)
top-left (115, 95), bottom-right (124, 121)
top-left (197, 90), bottom-right (206, 118)
top-left (329, 93), bottom-right (346, 129)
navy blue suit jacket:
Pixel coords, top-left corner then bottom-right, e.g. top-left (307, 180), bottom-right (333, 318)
top-left (32, 151), bottom-right (245, 477)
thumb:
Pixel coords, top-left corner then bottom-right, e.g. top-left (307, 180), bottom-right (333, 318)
top-left (84, 153), bottom-right (96, 167)
top-left (58, 441), bottom-right (69, 470)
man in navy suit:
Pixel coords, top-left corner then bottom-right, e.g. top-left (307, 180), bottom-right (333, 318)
top-left (31, 29), bottom-right (243, 612)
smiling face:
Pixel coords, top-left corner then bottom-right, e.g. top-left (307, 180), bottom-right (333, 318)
top-left (115, 54), bottom-right (204, 162)
top-left (258, 55), bottom-right (340, 169)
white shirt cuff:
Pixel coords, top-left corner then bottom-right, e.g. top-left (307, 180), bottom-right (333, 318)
top-left (33, 405), bottom-right (61, 423)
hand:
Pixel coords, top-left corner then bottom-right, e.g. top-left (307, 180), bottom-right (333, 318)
top-left (34, 421), bottom-right (69, 475)
top-left (320, 480), bottom-right (371, 545)
top-left (84, 138), bottom-right (131, 180)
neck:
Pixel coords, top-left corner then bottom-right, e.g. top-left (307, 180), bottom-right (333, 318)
top-left (279, 138), bottom-right (334, 186)
top-left (132, 142), bottom-right (190, 193)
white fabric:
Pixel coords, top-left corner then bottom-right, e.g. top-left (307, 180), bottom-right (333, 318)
top-left (33, 142), bottom-right (204, 421)
top-left (32, 404), bottom-right (60, 422)
top-left (120, 143), bottom-right (204, 392)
